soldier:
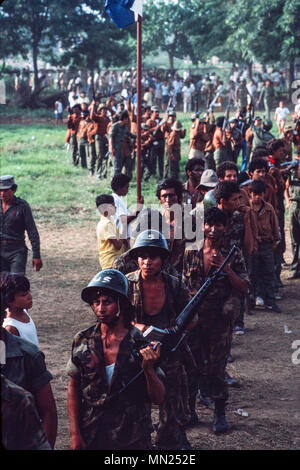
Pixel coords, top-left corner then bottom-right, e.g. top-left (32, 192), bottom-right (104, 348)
top-left (167, 120), bottom-right (186, 180)
top-left (140, 123), bottom-right (153, 181)
top-left (109, 110), bottom-right (135, 177)
top-left (203, 111), bottom-right (216, 171)
top-left (245, 116), bottom-right (262, 164)
top-left (86, 116), bottom-right (98, 176)
top-left (182, 158), bottom-right (205, 208)
top-left (258, 79), bottom-right (275, 121)
top-left (182, 207), bottom-right (249, 434)
top-left (126, 230), bottom-right (195, 449)
top-left (1, 326), bottom-right (57, 448)
top-left (156, 178), bottom-right (197, 276)
top-left (1, 375), bottom-right (51, 450)
top-left (0, 175), bottom-right (43, 274)
top-left (228, 118), bottom-right (243, 164)
top-left (235, 79), bottom-right (248, 109)
top-left (282, 126), bottom-right (294, 162)
top-left (213, 116), bottom-right (232, 167)
top-left (250, 118), bottom-right (275, 163)
top-left (189, 114), bottom-right (210, 162)
top-left (67, 269), bottom-right (165, 450)
top-left (146, 106), bottom-right (165, 179)
top-left (66, 104), bottom-right (81, 165)
top-left (161, 110), bottom-right (176, 179)
top-left (89, 102), bottom-right (110, 179)
top-left (285, 148), bottom-right (300, 279)
top-left (76, 110), bottom-right (89, 169)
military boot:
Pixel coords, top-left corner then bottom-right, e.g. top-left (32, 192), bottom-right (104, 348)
top-left (198, 388), bottom-right (215, 410)
top-left (213, 399), bottom-right (228, 434)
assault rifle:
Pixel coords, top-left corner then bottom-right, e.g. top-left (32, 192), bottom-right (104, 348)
top-left (108, 244), bottom-right (239, 398)
top-left (222, 99), bottom-right (233, 145)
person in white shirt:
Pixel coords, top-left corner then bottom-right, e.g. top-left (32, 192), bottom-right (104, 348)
top-left (110, 174), bottom-right (143, 250)
top-left (1, 273), bottom-right (39, 347)
top-left (54, 98), bottom-right (63, 125)
top-left (182, 81), bottom-right (195, 113)
top-left (274, 101), bottom-right (290, 136)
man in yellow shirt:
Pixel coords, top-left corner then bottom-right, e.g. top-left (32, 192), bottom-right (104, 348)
top-left (95, 195), bottom-right (126, 269)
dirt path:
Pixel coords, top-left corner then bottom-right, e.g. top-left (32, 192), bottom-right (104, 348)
top-left (27, 222), bottom-right (300, 450)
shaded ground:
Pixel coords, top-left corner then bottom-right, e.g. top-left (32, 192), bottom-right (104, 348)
top-left (26, 220), bottom-right (300, 451)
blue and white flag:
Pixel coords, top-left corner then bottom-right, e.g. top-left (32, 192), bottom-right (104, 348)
top-left (105, 0), bottom-right (143, 28)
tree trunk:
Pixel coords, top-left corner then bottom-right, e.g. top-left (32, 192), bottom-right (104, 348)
top-left (247, 61), bottom-right (252, 79)
top-left (168, 52), bottom-right (174, 72)
top-left (289, 58), bottom-right (295, 100)
top-left (32, 42), bottom-right (39, 92)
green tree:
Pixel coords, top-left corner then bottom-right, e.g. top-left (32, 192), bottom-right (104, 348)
top-left (143, 0), bottom-right (198, 70)
top-left (0, 0), bottom-right (92, 106)
top-left (57, 1), bottom-right (131, 96)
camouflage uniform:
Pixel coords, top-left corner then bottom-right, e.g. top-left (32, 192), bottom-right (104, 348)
top-left (288, 165), bottom-right (300, 276)
top-left (163, 210), bottom-right (198, 277)
top-left (1, 374), bottom-right (51, 450)
top-left (1, 327), bottom-right (53, 394)
top-left (66, 323), bottom-right (154, 450)
top-left (109, 121), bottom-right (135, 177)
top-left (182, 242), bottom-right (249, 402)
top-left (126, 269), bottom-right (193, 449)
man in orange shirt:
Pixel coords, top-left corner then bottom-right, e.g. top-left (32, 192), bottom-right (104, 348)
top-left (66, 104), bottom-right (81, 166)
top-left (90, 102), bottom-right (111, 179)
top-left (167, 121), bottom-right (186, 180)
top-left (147, 106), bottom-right (165, 179)
top-left (213, 116), bottom-right (232, 167)
top-left (189, 115), bottom-right (210, 162)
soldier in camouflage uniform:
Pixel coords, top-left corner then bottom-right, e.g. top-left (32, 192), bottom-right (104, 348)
top-left (182, 208), bottom-right (249, 434)
top-left (1, 374), bottom-right (51, 450)
top-left (109, 110), bottom-right (136, 177)
top-left (286, 149), bottom-right (300, 279)
top-left (126, 230), bottom-right (196, 449)
top-left (66, 269), bottom-right (165, 450)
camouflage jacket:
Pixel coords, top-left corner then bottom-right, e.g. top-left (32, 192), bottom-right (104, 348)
top-left (1, 374), bottom-right (51, 450)
top-left (223, 211), bottom-right (245, 251)
top-left (66, 324), bottom-right (153, 448)
top-left (163, 211), bottom-right (198, 276)
top-left (126, 269), bottom-right (191, 328)
top-left (0, 327), bottom-right (53, 394)
top-left (182, 240), bottom-right (249, 319)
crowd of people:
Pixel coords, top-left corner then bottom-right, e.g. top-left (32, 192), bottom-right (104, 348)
top-left (1, 65), bottom-right (300, 450)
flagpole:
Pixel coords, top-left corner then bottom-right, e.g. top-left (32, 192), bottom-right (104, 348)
top-left (136, 14), bottom-right (142, 203)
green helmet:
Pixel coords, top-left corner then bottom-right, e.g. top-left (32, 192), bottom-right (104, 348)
top-left (129, 229), bottom-right (170, 259)
top-left (203, 189), bottom-right (217, 211)
top-left (81, 269), bottom-right (130, 305)
top-left (263, 119), bottom-right (273, 131)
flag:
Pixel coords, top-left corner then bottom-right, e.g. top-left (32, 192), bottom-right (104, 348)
top-left (105, 0), bottom-right (143, 28)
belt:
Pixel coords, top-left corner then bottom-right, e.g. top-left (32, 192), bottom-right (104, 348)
top-left (1, 239), bottom-right (22, 244)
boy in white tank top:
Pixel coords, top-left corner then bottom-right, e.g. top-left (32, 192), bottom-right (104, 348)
top-left (1, 273), bottom-right (39, 347)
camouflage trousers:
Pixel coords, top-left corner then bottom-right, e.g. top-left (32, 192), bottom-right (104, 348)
top-left (154, 359), bottom-right (187, 450)
top-left (187, 313), bottom-right (234, 402)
